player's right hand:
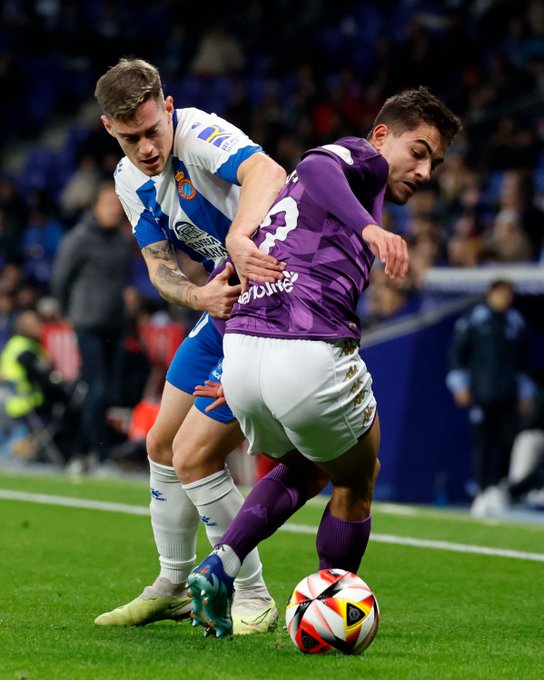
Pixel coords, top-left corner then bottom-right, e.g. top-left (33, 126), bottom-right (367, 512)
top-left (362, 224), bottom-right (409, 279)
top-left (193, 380), bottom-right (225, 412)
top-left (226, 233), bottom-right (285, 292)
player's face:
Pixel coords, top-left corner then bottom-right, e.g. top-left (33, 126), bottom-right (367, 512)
top-left (487, 285), bottom-right (514, 311)
top-left (102, 96), bottom-right (175, 176)
top-left (372, 123), bottom-right (447, 205)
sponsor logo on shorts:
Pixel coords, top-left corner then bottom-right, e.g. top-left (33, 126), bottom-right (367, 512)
top-left (353, 384), bottom-right (371, 408)
top-left (350, 379), bottom-right (364, 395)
top-left (344, 364), bottom-right (359, 381)
top-left (362, 403), bottom-right (375, 424)
top-left (237, 270), bottom-right (298, 304)
top-left (340, 339), bottom-right (359, 356)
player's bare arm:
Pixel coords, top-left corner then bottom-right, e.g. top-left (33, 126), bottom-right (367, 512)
top-left (143, 242), bottom-right (242, 318)
top-left (362, 224), bottom-right (409, 279)
top-left (143, 240), bottom-right (200, 308)
top-left (226, 153), bottom-right (286, 290)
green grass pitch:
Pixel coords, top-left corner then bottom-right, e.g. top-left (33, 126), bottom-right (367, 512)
top-left (1, 470), bottom-right (543, 680)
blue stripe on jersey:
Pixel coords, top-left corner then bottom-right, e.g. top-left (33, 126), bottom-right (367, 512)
top-left (215, 145), bottom-right (262, 184)
top-left (135, 180), bottom-right (170, 244)
top-left (133, 165), bottom-right (229, 272)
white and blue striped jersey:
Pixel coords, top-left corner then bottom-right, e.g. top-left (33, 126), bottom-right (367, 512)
top-left (114, 107), bottom-right (262, 272)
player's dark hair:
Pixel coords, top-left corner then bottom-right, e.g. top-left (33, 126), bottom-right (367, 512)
top-left (488, 278), bottom-right (514, 294)
top-left (95, 58), bottom-right (164, 121)
top-left (369, 86), bottom-right (461, 144)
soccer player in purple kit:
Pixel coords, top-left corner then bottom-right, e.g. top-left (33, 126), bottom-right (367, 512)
top-left (185, 86), bottom-right (461, 637)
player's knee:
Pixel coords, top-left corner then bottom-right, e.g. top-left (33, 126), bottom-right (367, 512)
top-left (171, 430), bottom-right (200, 482)
top-left (172, 448), bottom-right (209, 484)
top-left (146, 425), bottom-right (174, 466)
top-left (307, 468), bottom-right (330, 498)
top-left (172, 436), bottom-right (227, 484)
top-left (171, 433), bottom-right (187, 477)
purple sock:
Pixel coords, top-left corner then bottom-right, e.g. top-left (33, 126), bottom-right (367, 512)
top-left (316, 503), bottom-right (371, 574)
top-left (219, 463), bottom-right (308, 562)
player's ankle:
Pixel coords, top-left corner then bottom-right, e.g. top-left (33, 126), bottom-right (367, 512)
top-left (212, 544), bottom-right (241, 578)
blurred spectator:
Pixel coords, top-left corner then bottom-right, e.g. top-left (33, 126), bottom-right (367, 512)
top-left (0, 309), bottom-right (76, 463)
top-left (446, 279), bottom-right (536, 515)
top-left (13, 280), bottom-right (41, 313)
top-left (115, 314), bottom-right (152, 410)
top-left (21, 191), bottom-right (65, 286)
top-left (36, 295), bottom-right (63, 324)
top-left (123, 285), bottom-right (151, 327)
top-left (190, 23), bottom-right (246, 77)
top-left (469, 367), bottom-right (544, 515)
top-left (58, 153), bottom-right (102, 224)
top-left (0, 292), bottom-right (16, 345)
top-left (485, 207), bottom-right (533, 262)
top-left (158, 20), bottom-right (189, 79)
top-left (51, 181), bottom-right (132, 471)
top-left (37, 296), bottom-right (81, 385)
top-left (0, 263), bottom-right (24, 297)
top-left (0, 175), bottom-right (28, 264)
top-left (358, 267), bottom-right (414, 329)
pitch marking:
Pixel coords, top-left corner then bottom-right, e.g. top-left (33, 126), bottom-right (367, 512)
top-left (1, 489), bottom-right (543, 563)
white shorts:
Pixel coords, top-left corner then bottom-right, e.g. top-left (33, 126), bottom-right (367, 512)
top-left (222, 334), bottom-right (377, 462)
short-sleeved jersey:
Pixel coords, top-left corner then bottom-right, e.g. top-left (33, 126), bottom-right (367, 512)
top-left (225, 138), bottom-right (388, 342)
top-left (114, 107), bottom-right (262, 272)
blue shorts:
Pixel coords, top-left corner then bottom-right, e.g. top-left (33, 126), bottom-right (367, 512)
top-left (165, 313), bottom-right (233, 423)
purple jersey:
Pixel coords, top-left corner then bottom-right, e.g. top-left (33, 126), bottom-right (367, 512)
top-left (225, 137), bottom-right (388, 341)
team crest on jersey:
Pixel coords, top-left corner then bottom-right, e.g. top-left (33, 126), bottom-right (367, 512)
top-left (176, 171), bottom-right (196, 199)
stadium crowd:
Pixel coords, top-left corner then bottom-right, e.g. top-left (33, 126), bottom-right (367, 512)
top-left (0, 1), bottom-right (543, 483)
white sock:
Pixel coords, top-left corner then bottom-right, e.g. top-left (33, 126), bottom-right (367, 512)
top-left (213, 544), bottom-right (241, 578)
top-left (149, 458), bottom-right (200, 584)
top-left (182, 466), bottom-right (266, 590)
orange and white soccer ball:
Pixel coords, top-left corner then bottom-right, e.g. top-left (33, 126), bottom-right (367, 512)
top-left (285, 568), bottom-right (380, 655)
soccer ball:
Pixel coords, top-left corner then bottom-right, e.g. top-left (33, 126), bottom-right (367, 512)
top-left (285, 568), bottom-right (379, 655)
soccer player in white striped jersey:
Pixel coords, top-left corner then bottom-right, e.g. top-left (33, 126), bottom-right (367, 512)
top-left (92, 58), bottom-right (285, 633)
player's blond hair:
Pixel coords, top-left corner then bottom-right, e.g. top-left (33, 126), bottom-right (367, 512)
top-left (95, 58), bottom-right (164, 121)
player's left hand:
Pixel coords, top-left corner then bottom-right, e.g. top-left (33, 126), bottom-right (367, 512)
top-left (362, 224), bottom-right (409, 279)
top-left (226, 233), bottom-right (285, 292)
top-left (193, 380), bottom-right (226, 412)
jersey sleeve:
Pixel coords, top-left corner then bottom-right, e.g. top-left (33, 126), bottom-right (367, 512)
top-left (176, 109), bottom-right (263, 185)
top-left (296, 143), bottom-right (386, 233)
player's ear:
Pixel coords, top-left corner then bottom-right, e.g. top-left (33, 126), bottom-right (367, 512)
top-left (165, 96), bottom-right (174, 116)
top-left (101, 114), bottom-right (114, 137)
top-left (370, 123), bottom-right (390, 150)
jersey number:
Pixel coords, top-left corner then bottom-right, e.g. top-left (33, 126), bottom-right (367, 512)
top-left (258, 197), bottom-right (299, 254)
top-left (188, 312), bottom-right (210, 338)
